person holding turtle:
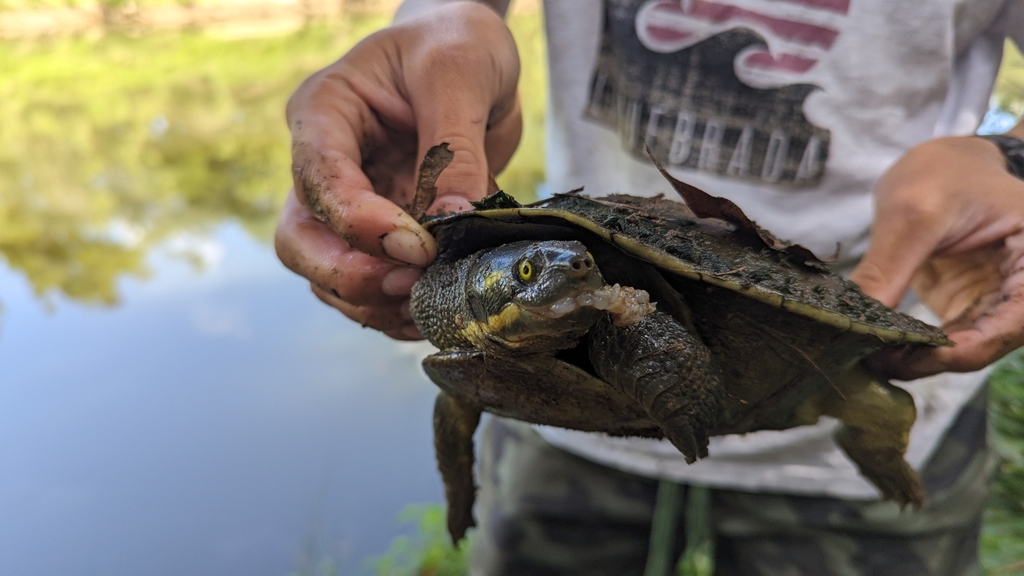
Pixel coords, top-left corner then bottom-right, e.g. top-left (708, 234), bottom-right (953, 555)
top-left (275, 1), bottom-right (1024, 574)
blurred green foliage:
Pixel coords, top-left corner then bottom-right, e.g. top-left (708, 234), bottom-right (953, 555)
top-left (0, 0), bottom-right (207, 12)
top-left (365, 497), bottom-right (710, 576)
top-left (497, 8), bottom-right (546, 203)
top-left (995, 40), bottom-right (1024, 116)
top-left (371, 504), bottom-right (471, 576)
top-left (983, 353), bottom-right (1024, 574)
top-left (676, 485), bottom-right (712, 576)
top-left (0, 21), bottom-right (379, 304)
top-left (0, 11), bottom-right (546, 308)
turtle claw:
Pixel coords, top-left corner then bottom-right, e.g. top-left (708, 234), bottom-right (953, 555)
top-left (834, 425), bottom-right (925, 509)
top-left (669, 427), bottom-right (698, 464)
top-left (587, 311), bottom-right (722, 466)
top-left (447, 510), bottom-right (476, 545)
top-left (663, 423), bottom-right (709, 465)
top-left (871, 460), bottom-right (925, 510)
top-left (869, 464), bottom-right (925, 510)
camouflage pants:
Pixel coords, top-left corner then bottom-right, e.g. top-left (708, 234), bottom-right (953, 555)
top-left (469, 385), bottom-right (998, 576)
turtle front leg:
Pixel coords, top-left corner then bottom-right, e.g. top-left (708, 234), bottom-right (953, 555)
top-left (433, 391), bottom-right (482, 544)
top-left (822, 367), bottom-right (925, 508)
top-left (588, 310), bottom-right (724, 463)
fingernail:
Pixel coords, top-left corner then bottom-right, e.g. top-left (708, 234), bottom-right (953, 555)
top-left (382, 267), bottom-right (423, 297)
top-left (382, 227), bottom-right (433, 266)
top-left (400, 300), bottom-right (412, 320)
top-left (403, 325), bottom-right (424, 340)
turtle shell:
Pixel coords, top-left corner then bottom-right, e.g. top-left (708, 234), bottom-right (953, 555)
top-left (425, 191), bottom-right (945, 344)
top-left (422, 191), bottom-right (948, 434)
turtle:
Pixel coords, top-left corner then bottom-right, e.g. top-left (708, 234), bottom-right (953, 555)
top-left (406, 144), bottom-right (949, 544)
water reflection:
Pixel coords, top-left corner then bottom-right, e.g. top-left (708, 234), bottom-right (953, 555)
top-left (0, 24), bottom-right (374, 306)
top-left (0, 12), bottom-right (545, 311)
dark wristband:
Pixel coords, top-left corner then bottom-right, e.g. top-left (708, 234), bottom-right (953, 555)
top-left (978, 134), bottom-right (1024, 180)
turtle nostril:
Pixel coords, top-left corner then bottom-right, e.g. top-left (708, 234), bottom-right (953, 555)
top-left (568, 255), bottom-right (594, 277)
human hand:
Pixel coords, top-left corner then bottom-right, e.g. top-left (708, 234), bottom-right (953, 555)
top-left (851, 130), bottom-right (1024, 380)
top-left (274, 2), bottom-right (521, 340)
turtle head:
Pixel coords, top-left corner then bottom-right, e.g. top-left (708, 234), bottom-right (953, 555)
top-left (465, 240), bottom-right (606, 353)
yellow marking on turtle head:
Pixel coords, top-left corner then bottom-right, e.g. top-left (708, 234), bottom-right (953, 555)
top-left (457, 320), bottom-right (490, 349)
top-left (483, 270), bottom-right (506, 291)
top-left (487, 303), bottom-right (524, 333)
top-left (455, 304), bottom-right (535, 350)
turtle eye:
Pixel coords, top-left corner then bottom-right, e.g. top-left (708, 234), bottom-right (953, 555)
top-left (518, 259), bottom-right (534, 282)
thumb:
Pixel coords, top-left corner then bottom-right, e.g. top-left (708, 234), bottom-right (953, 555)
top-left (851, 213), bottom-right (948, 380)
top-left (850, 212), bottom-right (940, 308)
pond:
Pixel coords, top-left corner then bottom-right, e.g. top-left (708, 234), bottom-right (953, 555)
top-left (0, 13), bottom-right (546, 576)
top-left (0, 223), bottom-right (443, 575)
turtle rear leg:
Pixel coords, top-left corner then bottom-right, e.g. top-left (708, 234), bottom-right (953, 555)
top-left (433, 391), bottom-right (482, 544)
top-left (588, 310), bottom-right (724, 463)
top-left (823, 367), bottom-right (925, 508)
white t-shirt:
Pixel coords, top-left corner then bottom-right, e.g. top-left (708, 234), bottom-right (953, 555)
top-left (534, 0), bottom-right (1024, 498)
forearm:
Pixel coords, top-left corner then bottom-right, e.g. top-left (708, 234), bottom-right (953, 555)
top-left (394, 0), bottom-right (511, 22)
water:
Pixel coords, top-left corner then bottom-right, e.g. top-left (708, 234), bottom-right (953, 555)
top-left (0, 223), bottom-right (445, 575)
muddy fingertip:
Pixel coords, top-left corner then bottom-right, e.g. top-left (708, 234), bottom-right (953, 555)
top-left (382, 226), bottom-right (435, 266)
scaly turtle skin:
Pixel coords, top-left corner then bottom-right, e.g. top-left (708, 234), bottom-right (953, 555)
top-left (409, 154), bottom-right (949, 544)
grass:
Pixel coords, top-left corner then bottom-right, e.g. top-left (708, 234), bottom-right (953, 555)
top-left (983, 353), bottom-right (1024, 573)
top-left (371, 505), bottom-right (471, 576)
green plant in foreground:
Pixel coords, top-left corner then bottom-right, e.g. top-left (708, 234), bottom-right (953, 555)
top-left (676, 485), bottom-right (713, 576)
top-left (372, 504), bottom-right (471, 576)
top-left (983, 351), bottom-right (1024, 574)
top-left (368, 498), bottom-right (712, 576)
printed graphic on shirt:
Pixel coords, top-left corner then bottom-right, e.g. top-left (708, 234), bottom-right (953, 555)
top-left (587, 0), bottom-right (850, 187)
